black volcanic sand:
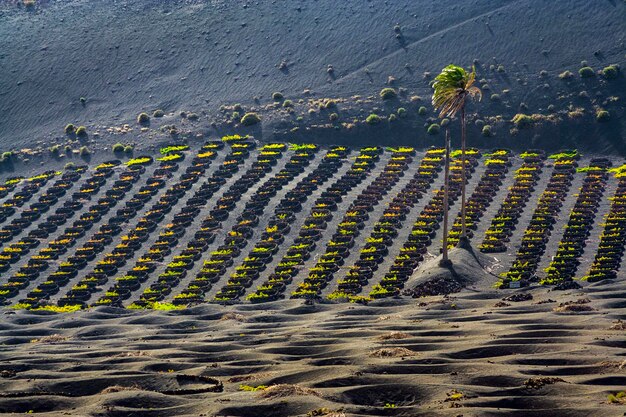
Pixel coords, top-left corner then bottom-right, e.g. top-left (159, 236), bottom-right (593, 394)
top-left (1, 281), bottom-right (626, 416)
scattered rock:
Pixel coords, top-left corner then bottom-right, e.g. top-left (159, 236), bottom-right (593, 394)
top-left (369, 347), bottom-right (416, 358)
top-left (0, 370), bottom-right (16, 378)
top-left (554, 298), bottom-right (594, 313)
top-left (502, 293), bottom-right (533, 302)
top-left (554, 281), bottom-right (582, 291)
top-left (377, 331), bottom-right (410, 341)
top-left (523, 377), bottom-right (566, 389)
top-left (494, 301), bottom-right (511, 307)
top-left (258, 384), bottom-right (321, 399)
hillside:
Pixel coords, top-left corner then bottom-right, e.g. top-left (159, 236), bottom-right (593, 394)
top-left (0, 0), bottom-right (624, 156)
top-left (0, 141), bottom-right (624, 416)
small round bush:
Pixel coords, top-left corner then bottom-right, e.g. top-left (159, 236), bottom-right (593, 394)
top-left (482, 125), bottom-right (492, 137)
top-left (49, 145), bottom-right (60, 155)
top-left (64, 124), bottom-right (75, 134)
top-left (241, 112), bottom-right (261, 126)
top-left (512, 113), bottom-right (533, 129)
top-left (232, 111), bottom-right (241, 120)
top-left (187, 113), bottom-right (199, 120)
top-left (497, 65), bottom-right (505, 73)
top-left (329, 113), bottom-right (339, 121)
top-left (112, 143), bottom-right (125, 153)
top-left (153, 109), bottom-right (165, 118)
top-left (365, 114), bottom-right (381, 125)
top-left (397, 107), bottom-right (407, 118)
top-left (388, 114), bottom-right (397, 122)
top-left (490, 94), bottom-right (500, 101)
top-left (596, 110), bottom-right (610, 123)
top-left (283, 100), bottom-right (293, 108)
top-left (64, 145), bottom-right (71, 154)
top-left (79, 146), bottom-right (90, 156)
top-left (539, 70), bottom-right (548, 77)
top-left (427, 124), bottom-right (440, 135)
top-left (272, 92), bottom-right (284, 101)
top-left (559, 70), bottom-right (574, 80)
top-left (233, 103), bottom-right (244, 112)
top-left (418, 106), bottom-right (427, 116)
top-left (441, 118), bottom-right (450, 127)
top-left (2, 151), bottom-right (13, 161)
top-left (75, 126), bottom-right (87, 137)
top-left (379, 88), bottom-right (397, 100)
top-left (137, 112), bottom-right (150, 124)
top-left (547, 104), bottom-right (556, 112)
top-left (579, 67), bottom-right (595, 78)
top-left (64, 162), bottom-right (76, 170)
top-left (602, 65), bottom-right (620, 80)
top-left (124, 145), bottom-right (133, 153)
top-left (475, 119), bottom-right (485, 128)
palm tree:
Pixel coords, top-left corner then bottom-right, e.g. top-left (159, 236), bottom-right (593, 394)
top-left (432, 64), bottom-right (482, 250)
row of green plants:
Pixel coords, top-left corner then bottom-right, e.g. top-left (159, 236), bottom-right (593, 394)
top-left (246, 146), bottom-right (382, 303)
top-left (0, 162), bottom-right (124, 306)
top-left (479, 151), bottom-right (546, 253)
top-left (54, 150), bottom-right (207, 308)
top-left (290, 146), bottom-right (410, 299)
top-left (446, 149), bottom-right (513, 248)
top-left (581, 163), bottom-right (626, 282)
top-left (131, 142), bottom-right (283, 307)
top-left (542, 159), bottom-right (612, 284)
top-left (499, 152), bottom-right (578, 288)
top-left (89, 143), bottom-right (228, 307)
top-left (0, 171), bottom-right (58, 228)
top-left (368, 150), bottom-right (480, 298)
top-left (325, 147), bottom-right (445, 301)
top-left (209, 145), bottom-right (334, 303)
top-left (0, 170), bottom-right (73, 246)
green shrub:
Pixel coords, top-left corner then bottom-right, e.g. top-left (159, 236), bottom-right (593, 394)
top-left (365, 114), bottom-right (381, 125)
top-left (75, 126), bottom-right (87, 137)
top-left (388, 114), bottom-right (397, 122)
top-left (272, 92), bottom-right (284, 101)
top-left (579, 66), bottom-right (595, 78)
top-left (187, 113), bottom-right (199, 120)
top-left (79, 146), bottom-right (90, 156)
top-left (602, 64), bottom-right (620, 80)
top-left (137, 112), bottom-right (150, 124)
top-left (241, 112), bottom-right (261, 126)
top-left (559, 70), bottom-right (574, 80)
top-left (49, 145), bottom-right (60, 155)
top-left (418, 106), bottom-right (427, 116)
top-left (64, 162), bottom-right (75, 170)
top-left (64, 145), bottom-right (71, 154)
top-left (2, 151), bottom-right (12, 160)
top-left (596, 110), bottom-right (610, 122)
top-left (441, 118), bottom-right (450, 127)
top-left (232, 111), bottom-right (240, 120)
top-left (153, 109), bottom-right (165, 118)
top-left (490, 94), bottom-right (501, 101)
top-left (379, 88), bottom-right (397, 100)
top-left (497, 65), bottom-right (505, 73)
top-left (482, 125), bottom-right (492, 137)
top-left (64, 124), bottom-right (75, 134)
top-left (329, 113), bottom-right (339, 121)
top-left (427, 124), bottom-right (440, 135)
top-left (112, 143), bottom-right (125, 153)
top-left (283, 100), bottom-right (293, 108)
top-left (397, 108), bottom-right (407, 118)
top-left (539, 70), bottom-right (548, 77)
top-left (124, 145), bottom-right (133, 153)
top-left (233, 103), bottom-right (244, 112)
top-left (512, 113), bottom-right (533, 129)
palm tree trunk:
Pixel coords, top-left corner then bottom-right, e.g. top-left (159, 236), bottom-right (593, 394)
top-left (459, 106), bottom-right (467, 241)
top-left (440, 128), bottom-right (451, 266)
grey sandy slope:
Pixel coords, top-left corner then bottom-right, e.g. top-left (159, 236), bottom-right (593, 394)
top-left (0, 0), bottom-right (624, 148)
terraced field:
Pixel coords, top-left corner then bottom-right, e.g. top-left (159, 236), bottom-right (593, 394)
top-left (1, 138), bottom-right (626, 416)
top-left (0, 140), bottom-right (623, 309)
